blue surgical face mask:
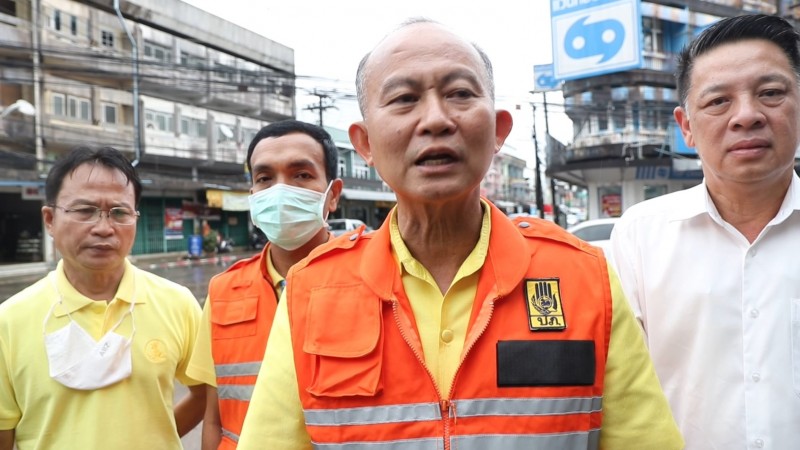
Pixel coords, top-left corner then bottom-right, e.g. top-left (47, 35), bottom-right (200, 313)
top-left (249, 182), bottom-right (331, 251)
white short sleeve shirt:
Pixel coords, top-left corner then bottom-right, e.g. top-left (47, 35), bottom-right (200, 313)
top-left (610, 173), bottom-right (800, 450)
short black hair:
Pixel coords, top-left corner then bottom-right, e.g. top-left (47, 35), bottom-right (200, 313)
top-left (45, 146), bottom-right (142, 206)
top-left (245, 120), bottom-right (338, 183)
top-left (676, 14), bottom-right (800, 107)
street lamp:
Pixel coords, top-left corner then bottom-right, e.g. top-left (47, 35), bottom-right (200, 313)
top-left (0, 99), bottom-right (35, 118)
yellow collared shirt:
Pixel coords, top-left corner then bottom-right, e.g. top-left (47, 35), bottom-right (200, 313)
top-left (238, 207), bottom-right (683, 450)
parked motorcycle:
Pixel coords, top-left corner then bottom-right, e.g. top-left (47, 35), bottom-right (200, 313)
top-left (250, 229), bottom-right (268, 250)
top-left (217, 235), bottom-right (235, 253)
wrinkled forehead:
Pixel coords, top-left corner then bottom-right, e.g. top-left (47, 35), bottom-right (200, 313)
top-left (365, 23), bottom-right (489, 87)
top-left (58, 163), bottom-right (134, 202)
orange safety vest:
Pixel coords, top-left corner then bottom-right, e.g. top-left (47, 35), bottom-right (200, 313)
top-left (208, 244), bottom-right (278, 449)
top-left (286, 204), bottom-right (611, 450)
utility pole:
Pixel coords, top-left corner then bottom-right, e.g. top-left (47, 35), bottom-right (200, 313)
top-left (543, 91), bottom-right (560, 226)
top-left (304, 90), bottom-right (337, 127)
top-left (532, 104), bottom-right (545, 219)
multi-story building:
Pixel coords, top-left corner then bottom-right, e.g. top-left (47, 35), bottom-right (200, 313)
top-left (0, 0), bottom-right (294, 263)
top-left (548, 0), bottom-right (784, 220)
top-left (324, 126), bottom-right (396, 230)
top-left (481, 149), bottom-right (533, 215)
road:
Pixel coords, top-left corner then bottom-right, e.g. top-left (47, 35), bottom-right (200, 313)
top-left (0, 259), bottom-right (238, 304)
top-left (1, 259), bottom-right (245, 450)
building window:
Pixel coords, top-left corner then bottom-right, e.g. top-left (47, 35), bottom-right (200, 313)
top-left (51, 10), bottom-right (78, 36)
top-left (659, 109), bottom-right (672, 131)
top-left (644, 184), bottom-right (667, 200)
top-left (144, 42), bottom-right (172, 63)
top-left (242, 127), bottom-right (258, 145)
top-left (597, 112), bottom-right (608, 132)
top-left (67, 96), bottom-right (90, 122)
top-left (354, 157), bottom-right (370, 180)
top-left (145, 110), bottom-right (175, 132)
top-left (52, 93), bottom-right (65, 116)
top-left (643, 103), bottom-right (656, 129)
top-left (51, 10), bottom-right (61, 31)
top-left (180, 117), bottom-right (207, 137)
top-left (338, 156), bottom-right (346, 178)
top-left (611, 102), bottom-right (626, 131)
top-left (180, 51), bottom-right (205, 67)
top-left (102, 103), bottom-right (117, 124)
top-left (642, 17), bottom-right (664, 54)
top-left (53, 94), bottom-right (90, 122)
top-left (214, 62), bottom-right (234, 81)
top-left (101, 30), bottom-right (114, 48)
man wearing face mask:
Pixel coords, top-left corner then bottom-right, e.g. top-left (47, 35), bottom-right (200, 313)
top-left (186, 120), bottom-right (343, 450)
top-left (0, 146), bottom-right (205, 450)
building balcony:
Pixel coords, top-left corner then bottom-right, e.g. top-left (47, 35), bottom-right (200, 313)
top-left (0, 14), bottom-right (31, 59)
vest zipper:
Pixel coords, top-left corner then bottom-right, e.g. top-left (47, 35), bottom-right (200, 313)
top-left (445, 296), bottom-right (498, 449)
top-left (390, 300), bottom-right (449, 449)
top-left (440, 399), bottom-right (451, 450)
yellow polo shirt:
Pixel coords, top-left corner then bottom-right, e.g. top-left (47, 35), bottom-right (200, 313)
top-left (238, 205), bottom-right (682, 449)
top-left (0, 260), bottom-right (203, 450)
top-left (187, 250), bottom-right (285, 387)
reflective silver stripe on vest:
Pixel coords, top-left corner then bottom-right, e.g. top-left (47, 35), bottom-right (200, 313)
top-left (304, 402), bottom-right (441, 426)
top-left (311, 437), bottom-right (442, 449)
top-left (215, 362), bottom-right (262, 378)
top-left (310, 431), bottom-right (600, 450)
top-left (304, 396), bottom-right (601, 426)
top-left (221, 427), bottom-right (239, 443)
top-left (451, 429), bottom-right (600, 450)
top-left (455, 396), bottom-right (602, 417)
top-left (217, 384), bottom-right (255, 401)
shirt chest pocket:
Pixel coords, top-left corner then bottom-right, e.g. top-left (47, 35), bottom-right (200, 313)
top-left (211, 296), bottom-right (259, 339)
top-left (303, 284), bottom-right (384, 398)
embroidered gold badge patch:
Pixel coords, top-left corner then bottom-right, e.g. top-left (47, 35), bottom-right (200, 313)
top-left (524, 278), bottom-right (566, 331)
top-left (144, 339), bottom-right (167, 363)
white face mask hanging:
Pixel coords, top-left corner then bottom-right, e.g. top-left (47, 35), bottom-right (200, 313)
top-left (43, 275), bottom-right (136, 390)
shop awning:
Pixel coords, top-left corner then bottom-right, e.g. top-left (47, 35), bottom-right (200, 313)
top-left (206, 189), bottom-right (250, 211)
top-left (341, 188), bottom-right (396, 202)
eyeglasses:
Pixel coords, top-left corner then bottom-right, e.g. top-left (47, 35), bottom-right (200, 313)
top-left (52, 205), bottom-right (140, 225)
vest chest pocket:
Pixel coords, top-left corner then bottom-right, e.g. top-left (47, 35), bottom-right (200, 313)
top-left (211, 296), bottom-right (259, 339)
top-left (303, 284), bottom-right (383, 398)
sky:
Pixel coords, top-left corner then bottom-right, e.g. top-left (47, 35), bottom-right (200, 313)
top-left (182, 0), bottom-right (573, 166)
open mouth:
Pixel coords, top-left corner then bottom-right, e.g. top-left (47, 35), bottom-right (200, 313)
top-left (416, 152), bottom-right (457, 166)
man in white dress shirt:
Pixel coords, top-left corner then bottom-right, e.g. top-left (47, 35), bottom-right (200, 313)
top-left (610, 14), bottom-right (800, 450)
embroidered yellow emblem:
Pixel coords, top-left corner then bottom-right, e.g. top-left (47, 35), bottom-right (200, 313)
top-left (144, 339), bottom-right (167, 363)
top-left (524, 278), bottom-right (566, 331)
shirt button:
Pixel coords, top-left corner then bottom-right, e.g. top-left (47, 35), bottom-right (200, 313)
top-left (750, 309), bottom-right (760, 318)
top-left (754, 438), bottom-right (764, 448)
top-left (441, 329), bottom-right (454, 343)
top-left (751, 372), bottom-right (761, 382)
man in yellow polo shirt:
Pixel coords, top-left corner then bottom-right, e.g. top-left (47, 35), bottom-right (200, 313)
top-left (237, 19), bottom-right (683, 450)
top-left (0, 146), bottom-right (205, 450)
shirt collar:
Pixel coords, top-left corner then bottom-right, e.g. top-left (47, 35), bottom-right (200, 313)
top-left (668, 172), bottom-right (800, 224)
top-left (389, 200), bottom-right (492, 284)
top-left (667, 182), bottom-right (710, 222)
top-left (265, 244), bottom-right (286, 295)
top-left (771, 171), bottom-right (800, 224)
top-left (51, 259), bottom-right (140, 317)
